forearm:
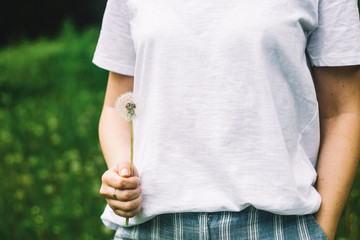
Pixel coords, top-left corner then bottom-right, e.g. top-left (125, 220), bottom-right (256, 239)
top-left (314, 113), bottom-right (360, 239)
top-left (99, 105), bottom-right (131, 169)
top-left (98, 71), bottom-right (134, 169)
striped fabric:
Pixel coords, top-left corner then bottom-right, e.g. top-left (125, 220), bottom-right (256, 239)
top-left (219, 211), bottom-right (231, 240)
top-left (198, 213), bottom-right (208, 240)
top-left (151, 215), bottom-right (160, 239)
top-left (274, 215), bottom-right (284, 240)
top-left (297, 216), bottom-right (311, 240)
top-left (114, 206), bottom-right (328, 240)
top-left (174, 213), bottom-right (183, 240)
top-left (248, 206), bottom-right (259, 240)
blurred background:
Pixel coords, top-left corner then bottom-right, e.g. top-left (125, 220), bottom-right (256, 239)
top-left (0, 1), bottom-right (359, 239)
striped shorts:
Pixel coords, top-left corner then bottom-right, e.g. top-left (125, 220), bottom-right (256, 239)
top-left (114, 206), bottom-right (328, 240)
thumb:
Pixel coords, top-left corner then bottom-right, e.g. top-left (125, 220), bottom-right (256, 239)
top-left (116, 161), bottom-right (138, 177)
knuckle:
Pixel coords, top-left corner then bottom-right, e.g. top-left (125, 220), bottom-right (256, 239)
top-left (133, 177), bottom-right (140, 185)
top-left (101, 172), bottom-right (108, 183)
top-left (99, 186), bottom-right (105, 196)
top-left (121, 191), bottom-right (131, 200)
top-left (137, 186), bottom-right (142, 196)
top-left (114, 209), bottom-right (124, 217)
top-left (134, 205), bottom-right (142, 214)
top-left (118, 178), bottom-right (125, 188)
top-left (122, 202), bottom-right (134, 211)
top-left (126, 211), bottom-right (136, 218)
top-left (109, 204), bottom-right (118, 212)
top-left (136, 177), bottom-right (141, 186)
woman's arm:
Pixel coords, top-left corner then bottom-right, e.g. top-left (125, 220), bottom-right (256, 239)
top-left (313, 66), bottom-right (360, 240)
top-left (99, 71), bottom-right (142, 218)
top-left (99, 71), bottom-right (134, 169)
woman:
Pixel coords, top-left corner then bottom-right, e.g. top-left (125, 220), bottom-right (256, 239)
top-left (93, 0), bottom-right (360, 239)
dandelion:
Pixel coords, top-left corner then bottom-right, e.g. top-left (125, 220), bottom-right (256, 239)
top-left (114, 92), bottom-right (140, 227)
top-left (115, 92), bottom-right (139, 121)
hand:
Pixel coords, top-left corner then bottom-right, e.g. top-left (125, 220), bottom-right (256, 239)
top-left (100, 161), bottom-right (142, 218)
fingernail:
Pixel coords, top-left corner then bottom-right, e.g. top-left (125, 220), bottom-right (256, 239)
top-left (120, 168), bottom-right (129, 177)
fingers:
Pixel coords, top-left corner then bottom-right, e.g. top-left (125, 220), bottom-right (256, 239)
top-left (101, 170), bottom-right (140, 190)
top-left (101, 184), bottom-right (141, 201)
top-left (107, 195), bottom-right (143, 218)
top-left (100, 161), bottom-right (142, 218)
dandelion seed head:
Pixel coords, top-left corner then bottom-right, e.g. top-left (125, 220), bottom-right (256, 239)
top-left (115, 92), bottom-right (143, 121)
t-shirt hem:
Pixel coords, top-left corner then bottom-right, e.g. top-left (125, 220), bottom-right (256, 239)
top-left (308, 192), bottom-right (322, 215)
top-left (92, 56), bottom-right (135, 76)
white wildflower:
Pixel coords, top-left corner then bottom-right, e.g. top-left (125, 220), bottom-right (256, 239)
top-left (114, 91), bottom-right (143, 227)
top-left (115, 92), bottom-right (142, 121)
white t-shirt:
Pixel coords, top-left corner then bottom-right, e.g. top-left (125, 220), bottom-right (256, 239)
top-left (93, 0), bottom-right (360, 228)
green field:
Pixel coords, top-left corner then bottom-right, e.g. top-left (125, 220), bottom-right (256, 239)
top-left (0, 23), bottom-right (359, 239)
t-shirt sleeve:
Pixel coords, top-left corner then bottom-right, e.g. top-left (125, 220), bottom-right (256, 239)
top-left (92, 0), bottom-right (136, 76)
top-left (306, 0), bottom-right (360, 67)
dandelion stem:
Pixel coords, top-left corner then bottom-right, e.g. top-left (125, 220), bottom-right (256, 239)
top-left (125, 120), bottom-right (134, 227)
top-left (130, 120), bottom-right (134, 176)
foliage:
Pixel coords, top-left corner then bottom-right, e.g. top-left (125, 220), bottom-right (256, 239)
top-left (0, 23), bottom-right (113, 239)
top-left (0, 22), bottom-right (359, 239)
